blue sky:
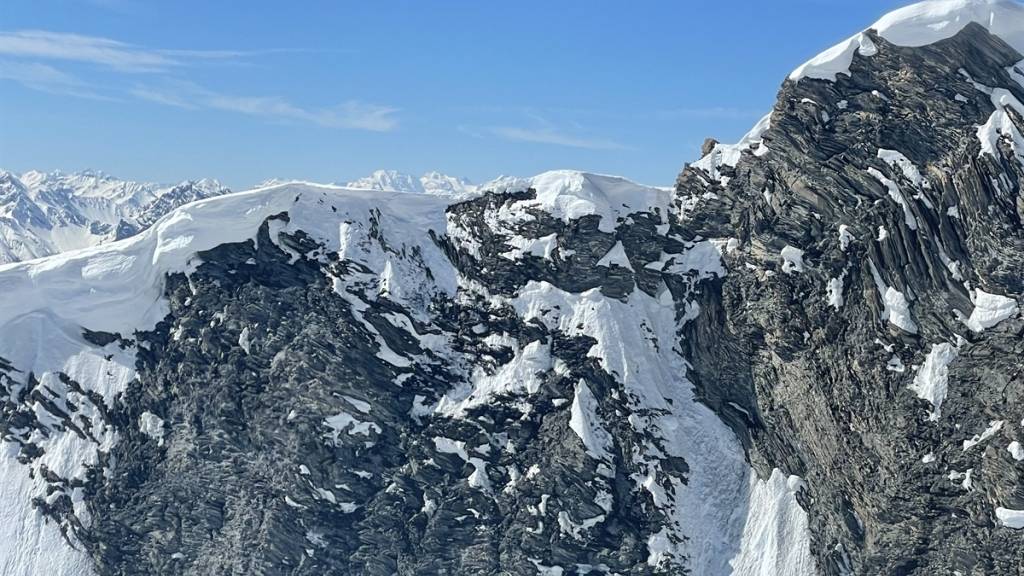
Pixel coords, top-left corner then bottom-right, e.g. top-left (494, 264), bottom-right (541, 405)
top-left (1, 0), bottom-right (908, 188)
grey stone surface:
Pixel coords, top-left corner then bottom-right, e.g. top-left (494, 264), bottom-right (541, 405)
top-left (679, 24), bottom-right (1024, 576)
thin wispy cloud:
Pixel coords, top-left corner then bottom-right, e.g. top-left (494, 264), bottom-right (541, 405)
top-left (132, 82), bottom-right (400, 131)
top-left (129, 86), bottom-right (197, 109)
top-left (465, 111), bottom-right (627, 150)
top-left (0, 29), bottom-right (399, 131)
top-left (0, 30), bottom-right (182, 72)
top-left (487, 126), bottom-right (627, 150)
top-left (206, 95), bottom-right (399, 131)
top-left (0, 30), bottom-right (347, 72)
top-left (455, 104), bottom-right (763, 122)
top-left (0, 59), bottom-right (114, 100)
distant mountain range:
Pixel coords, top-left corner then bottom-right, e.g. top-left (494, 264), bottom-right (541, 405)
top-left (345, 169), bottom-right (478, 198)
top-left (0, 170), bottom-right (229, 264)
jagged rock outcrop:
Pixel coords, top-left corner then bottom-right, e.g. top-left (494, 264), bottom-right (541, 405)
top-left (679, 16), bottom-right (1024, 576)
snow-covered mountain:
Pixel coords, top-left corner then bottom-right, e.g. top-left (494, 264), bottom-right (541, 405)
top-left (0, 170), bottom-right (230, 264)
top-left (346, 169), bottom-right (478, 197)
top-left (4, 1), bottom-right (1024, 575)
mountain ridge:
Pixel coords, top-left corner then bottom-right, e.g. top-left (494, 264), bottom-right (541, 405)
top-left (3, 1), bottom-right (1024, 574)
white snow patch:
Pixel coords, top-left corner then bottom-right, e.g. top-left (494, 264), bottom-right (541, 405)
top-left (826, 276), bottom-right (845, 310)
top-left (780, 245), bottom-right (805, 274)
top-left (790, 32), bottom-right (878, 81)
top-left (729, 470), bottom-right (816, 576)
top-left (868, 260), bottom-right (918, 333)
top-left (324, 411), bottom-right (381, 440)
top-left (1008, 441), bottom-right (1024, 461)
top-left (659, 240), bottom-right (727, 278)
top-left (596, 241), bottom-right (634, 271)
top-left (692, 113), bottom-right (772, 182)
top-left (886, 355), bottom-right (906, 373)
top-left (877, 149), bottom-right (928, 187)
top-left (569, 380), bottom-right (614, 461)
top-left (433, 437), bottom-right (490, 491)
top-left (910, 342), bottom-right (959, 420)
top-left (434, 339), bottom-right (552, 416)
top-left (867, 167), bottom-right (918, 230)
top-left (238, 326), bottom-right (251, 354)
top-left (885, 288), bottom-right (917, 333)
top-left (965, 288), bottom-right (1018, 332)
top-left (517, 171), bottom-right (671, 233)
top-left (962, 419), bottom-right (1004, 451)
top-left (996, 507), bottom-right (1024, 529)
top-left (502, 233), bottom-right (558, 261)
top-left (838, 225), bottom-right (855, 251)
top-left (139, 411), bottom-right (165, 446)
top-left (791, 0), bottom-right (1024, 82)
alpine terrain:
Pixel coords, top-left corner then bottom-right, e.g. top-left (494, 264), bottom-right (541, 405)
top-left (3, 1), bottom-right (1024, 575)
top-left (0, 170), bottom-right (230, 264)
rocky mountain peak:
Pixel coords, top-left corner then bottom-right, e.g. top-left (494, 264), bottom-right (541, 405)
top-left (3, 2), bottom-right (1024, 575)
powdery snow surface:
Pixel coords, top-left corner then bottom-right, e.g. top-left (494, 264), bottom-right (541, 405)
top-left (729, 471), bottom-right (816, 576)
top-left (523, 171), bottom-right (672, 233)
top-left (790, 32), bottom-right (880, 81)
top-left (911, 342), bottom-right (959, 420)
top-left (791, 0), bottom-right (1024, 82)
top-left (0, 444), bottom-right (95, 576)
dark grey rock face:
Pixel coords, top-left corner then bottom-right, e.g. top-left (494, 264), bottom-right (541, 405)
top-left (678, 23), bottom-right (1024, 576)
top-left (19, 202), bottom-right (703, 575)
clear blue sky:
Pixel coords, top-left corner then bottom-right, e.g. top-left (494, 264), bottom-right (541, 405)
top-left (1, 0), bottom-right (908, 188)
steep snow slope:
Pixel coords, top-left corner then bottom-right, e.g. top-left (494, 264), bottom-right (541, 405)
top-left (0, 170), bottom-right (229, 264)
